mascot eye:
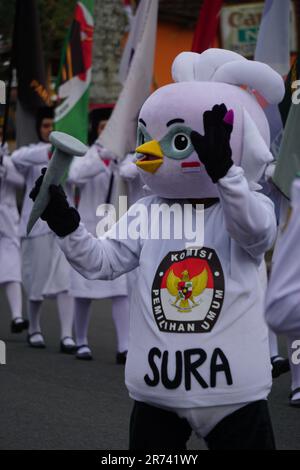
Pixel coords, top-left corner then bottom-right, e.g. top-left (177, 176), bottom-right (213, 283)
top-left (137, 129), bottom-right (145, 146)
top-left (172, 133), bottom-right (190, 152)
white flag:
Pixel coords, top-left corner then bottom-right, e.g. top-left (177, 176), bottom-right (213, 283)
top-left (255, 0), bottom-right (290, 76)
top-left (119, 0), bottom-right (153, 85)
top-left (99, 0), bottom-right (158, 160)
top-left (254, 0), bottom-right (290, 156)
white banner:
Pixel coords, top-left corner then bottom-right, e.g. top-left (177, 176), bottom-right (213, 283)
top-left (99, 0), bottom-right (158, 160)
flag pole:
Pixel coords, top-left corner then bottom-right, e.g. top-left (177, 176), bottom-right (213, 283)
top-left (1, 62), bottom-right (14, 159)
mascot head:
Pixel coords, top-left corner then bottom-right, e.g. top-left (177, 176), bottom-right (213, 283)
top-left (134, 49), bottom-right (284, 199)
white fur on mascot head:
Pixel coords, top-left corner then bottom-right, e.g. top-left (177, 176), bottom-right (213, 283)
top-left (134, 48), bottom-right (285, 199)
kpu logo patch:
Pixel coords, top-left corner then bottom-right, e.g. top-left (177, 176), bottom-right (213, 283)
top-left (152, 248), bottom-right (225, 333)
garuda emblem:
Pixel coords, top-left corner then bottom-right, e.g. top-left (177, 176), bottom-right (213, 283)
top-left (166, 268), bottom-right (208, 312)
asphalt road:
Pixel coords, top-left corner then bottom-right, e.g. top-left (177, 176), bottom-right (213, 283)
top-left (0, 290), bottom-right (299, 450)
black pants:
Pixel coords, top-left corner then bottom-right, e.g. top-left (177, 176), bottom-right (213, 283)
top-left (129, 400), bottom-right (276, 450)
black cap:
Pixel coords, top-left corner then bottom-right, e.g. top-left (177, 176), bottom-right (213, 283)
top-left (36, 106), bottom-right (54, 141)
top-left (88, 106), bottom-right (113, 145)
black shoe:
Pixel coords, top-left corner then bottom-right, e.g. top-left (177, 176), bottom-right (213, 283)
top-left (27, 332), bottom-right (46, 349)
top-left (271, 356), bottom-right (290, 379)
top-left (11, 318), bottom-right (29, 334)
top-left (60, 336), bottom-right (77, 354)
top-left (289, 388), bottom-right (300, 408)
top-left (76, 345), bottom-right (93, 361)
top-left (116, 351), bottom-right (127, 365)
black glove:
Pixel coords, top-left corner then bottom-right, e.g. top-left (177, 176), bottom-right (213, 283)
top-left (29, 167), bottom-right (47, 201)
top-left (29, 168), bottom-right (80, 237)
top-left (191, 103), bottom-right (234, 183)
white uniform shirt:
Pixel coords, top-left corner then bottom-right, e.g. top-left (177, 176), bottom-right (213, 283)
top-left (68, 144), bottom-right (110, 235)
top-left (0, 155), bottom-right (24, 240)
top-left (57, 165), bottom-right (276, 408)
top-left (265, 178), bottom-right (300, 336)
top-left (11, 143), bottom-right (51, 238)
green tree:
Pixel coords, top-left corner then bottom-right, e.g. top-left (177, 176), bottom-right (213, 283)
top-left (0, 0), bottom-right (77, 80)
top-left (38, 0), bottom-right (76, 68)
top-left (0, 1), bottom-right (15, 39)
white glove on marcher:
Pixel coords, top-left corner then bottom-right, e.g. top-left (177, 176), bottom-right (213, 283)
top-left (264, 161), bottom-right (276, 182)
top-left (119, 154), bottom-right (139, 180)
top-left (94, 142), bottom-right (117, 161)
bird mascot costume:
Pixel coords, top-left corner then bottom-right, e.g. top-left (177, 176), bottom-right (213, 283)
top-left (30, 49), bottom-right (284, 450)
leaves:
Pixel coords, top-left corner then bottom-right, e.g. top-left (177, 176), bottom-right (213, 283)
top-left (0, 0), bottom-right (76, 76)
top-left (38, 0), bottom-right (77, 65)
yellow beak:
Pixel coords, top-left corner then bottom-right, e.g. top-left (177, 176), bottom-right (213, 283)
top-left (135, 140), bottom-right (163, 174)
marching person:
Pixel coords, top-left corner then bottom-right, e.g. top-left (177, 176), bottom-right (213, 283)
top-left (265, 175), bottom-right (300, 407)
top-left (11, 107), bottom-right (75, 352)
top-left (260, 164), bottom-right (290, 379)
top-left (67, 108), bottom-right (129, 362)
top-left (0, 138), bottom-right (27, 333)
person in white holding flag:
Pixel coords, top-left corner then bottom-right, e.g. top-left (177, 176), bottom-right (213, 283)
top-left (67, 108), bottom-right (129, 362)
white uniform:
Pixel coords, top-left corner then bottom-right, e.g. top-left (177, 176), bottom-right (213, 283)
top-left (57, 165), bottom-right (277, 409)
top-left (265, 178), bottom-right (300, 335)
top-left (11, 143), bottom-right (70, 300)
top-left (68, 144), bottom-right (127, 299)
top-left (119, 153), bottom-right (147, 303)
top-left (0, 155), bottom-right (24, 284)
